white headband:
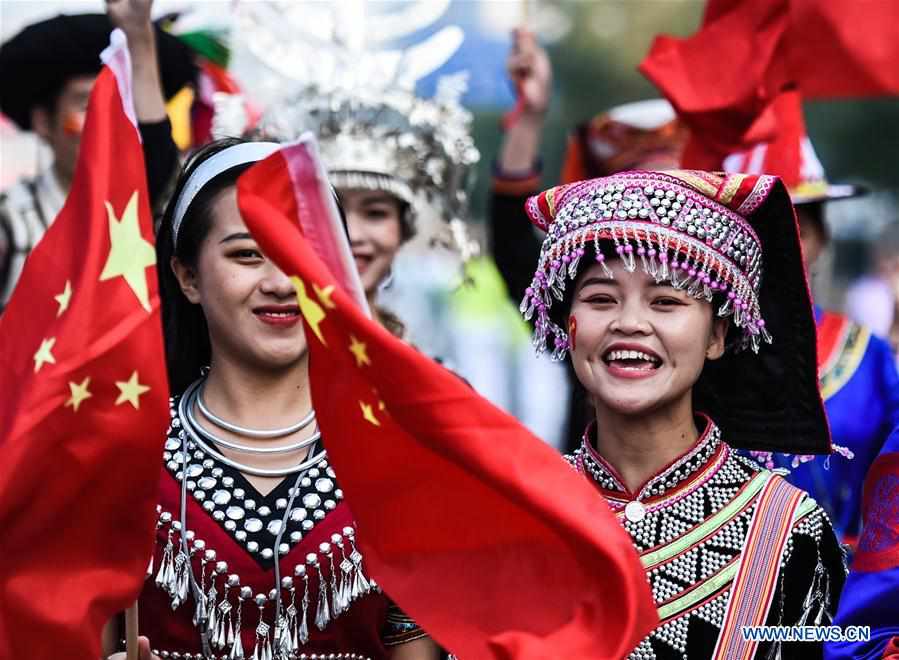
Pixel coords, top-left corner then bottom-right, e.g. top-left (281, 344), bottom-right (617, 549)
top-left (172, 142), bottom-right (281, 245)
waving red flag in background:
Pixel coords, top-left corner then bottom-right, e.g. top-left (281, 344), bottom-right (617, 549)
top-left (0, 31), bottom-right (168, 657)
top-left (641, 0), bottom-right (899, 169)
top-left (234, 137), bottom-right (657, 659)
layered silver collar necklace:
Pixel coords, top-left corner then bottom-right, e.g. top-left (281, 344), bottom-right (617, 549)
top-left (180, 378), bottom-right (326, 477)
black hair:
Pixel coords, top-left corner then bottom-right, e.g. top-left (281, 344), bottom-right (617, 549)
top-left (157, 137), bottom-right (256, 395)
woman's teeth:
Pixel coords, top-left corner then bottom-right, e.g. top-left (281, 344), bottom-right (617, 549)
top-left (604, 349), bottom-right (662, 369)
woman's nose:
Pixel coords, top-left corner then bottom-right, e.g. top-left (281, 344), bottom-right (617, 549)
top-left (610, 300), bottom-right (651, 335)
top-left (259, 262), bottom-right (296, 298)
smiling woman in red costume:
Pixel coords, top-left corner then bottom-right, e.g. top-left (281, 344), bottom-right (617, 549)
top-left (100, 138), bottom-right (439, 660)
top-left (520, 170), bottom-right (846, 659)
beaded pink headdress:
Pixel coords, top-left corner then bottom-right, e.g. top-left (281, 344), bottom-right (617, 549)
top-left (522, 170), bottom-right (779, 360)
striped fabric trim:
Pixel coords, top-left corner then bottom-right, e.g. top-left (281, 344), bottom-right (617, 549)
top-left (711, 476), bottom-right (807, 660)
top-left (640, 471), bottom-right (770, 570)
top-left (658, 558), bottom-right (739, 621)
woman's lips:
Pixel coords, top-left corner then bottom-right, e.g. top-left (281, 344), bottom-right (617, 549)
top-left (254, 308), bottom-right (301, 328)
top-left (353, 254), bottom-right (373, 272)
top-left (603, 361), bottom-right (660, 380)
top-left (601, 347), bottom-right (663, 380)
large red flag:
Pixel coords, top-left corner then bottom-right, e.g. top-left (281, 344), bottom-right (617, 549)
top-left (0, 31), bottom-right (168, 657)
top-left (641, 0), bottom-right (899, 169)
top-left (235, 137), bottom-right (657, 659)
top-left (789, 0), bottom-right (899, 99)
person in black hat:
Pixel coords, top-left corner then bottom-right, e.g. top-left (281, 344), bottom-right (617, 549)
top-left (0, 5), bottom-right (195, 310)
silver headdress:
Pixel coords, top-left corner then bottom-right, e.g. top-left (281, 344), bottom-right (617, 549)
top-left (218, 1), bottom-right (481, 257)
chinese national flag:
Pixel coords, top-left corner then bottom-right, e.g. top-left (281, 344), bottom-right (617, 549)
top-left (0, 31), bottom-right (168, 657)
top-left (640, 0), bottom-right (899, 169)
top-left (235, 138), bottom-right (657, 659)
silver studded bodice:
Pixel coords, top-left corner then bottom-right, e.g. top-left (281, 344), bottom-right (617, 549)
top-left (566, 418), bottom-right (844, 659)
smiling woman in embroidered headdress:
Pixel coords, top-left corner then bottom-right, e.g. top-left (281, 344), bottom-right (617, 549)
top-left (521, 169), bottom-right (846, 659)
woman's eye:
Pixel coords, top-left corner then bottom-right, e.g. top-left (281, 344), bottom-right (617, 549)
top-left (231, 249), bottom-right (262, 260)
top-left (653, 297), bottom-right (683, 306)
top-left (364, 208), bottom-right (391, 220)
top-left (584, 294), bottom-right (615, 304)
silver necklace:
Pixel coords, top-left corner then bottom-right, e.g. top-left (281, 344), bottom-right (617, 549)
top-left (189, 385), bottom-right (321, 455)
top-left (197, 384), bottom-right (316, 438)
top-left (179, 379), bottom-right (327, 477)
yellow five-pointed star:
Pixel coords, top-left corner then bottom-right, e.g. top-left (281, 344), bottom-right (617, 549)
top-left (290, 276), bottom-right (327, 345)
top-left (313, 283), bottom-right (336, 309)
top-left (360, 400), bottom-right (381, 427)
top-left (99, 191), bottom-right (156, 312)
top-left (54, 280), bottom-right (73, 317)
top-left (115, 370), bottom-right (150, 409)
top-left (348, 335), bottom-right (371, 367)
top-left (33, 337), bottom-right (57, 373)
top-left (65, 377), bottom-right (92, 412)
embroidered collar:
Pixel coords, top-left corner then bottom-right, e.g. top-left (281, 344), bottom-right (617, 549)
top-left (574, 415), bottom-right (723, 501)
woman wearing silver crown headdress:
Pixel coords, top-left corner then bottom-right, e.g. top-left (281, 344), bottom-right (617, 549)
top-left (253, 76), bottom-right (479, 339)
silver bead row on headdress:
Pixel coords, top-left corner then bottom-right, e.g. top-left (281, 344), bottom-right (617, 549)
top-left (521, 182), bottom-right (772, 361)
top-left (153, 510), bottom-right (377, 660)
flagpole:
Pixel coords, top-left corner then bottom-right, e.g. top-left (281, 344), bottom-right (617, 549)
top-left (125, 601), bottom-right (139, 660)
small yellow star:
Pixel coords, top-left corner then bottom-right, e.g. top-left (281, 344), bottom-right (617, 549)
top-left (99, 191), bottom-right (156, 312)
top-left (360, 400), bottom-right (381, 427)
top-left (290, 276), bottom-right (327, 345)
top-left (348, 335), bottom-right (371, 367)
top-left (313, 283), bottom-right (336, 309)
top-left (33, 337), bottom-right (57, 373)
top-left (54, 280), bottom-right (72, 317)
top-left (378, 400), bottom-right (386, 411)
top-left (65, 377), bottom-right (92, 412)
top-left (115, 370), bottom-right (150, 409)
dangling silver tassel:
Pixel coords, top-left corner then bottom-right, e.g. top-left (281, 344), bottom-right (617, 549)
top-left (279, 577), bottom-right (298, 656)
top-left (171, 550), bottom-right (190, 609)
top-left (313, 566), bottom-right (330, 630)
top-left (567, 246), bottom-right (584, 279)
top-left (814, 563), bottom-right (832, 625)
top-left (669, 259), bottom-right (683, 288)
top-left (658, 251), bottom-right (670, 281)
top-left (718, 294), bottom-right (734, 317)
top-left (324, 543), bottom-right (343, 617)
top-left (344, 528), bottom-right (370, 598)
top-left (193, 591), bottom-right (207, 627)
top-left (294, 565), bottom-right (310, 645)
top-left (750, 331), bottom-right (761, 354)
top-left (156, 529), bottom-right (175, 591)
top-left (798, 561), bottom-right (825, 625)
top-left (251, 595), bottom-right (271, 660)
top-left (230, 587), bottom-right (250, 660)
top-left (647, 247), bottom-right (659, 279)
top-left (217, 575), bottom-right (237, 650)
top-left (334, 536), bottom-right (353, 608)
top-left (760, 322), bottom-right (773, 345)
